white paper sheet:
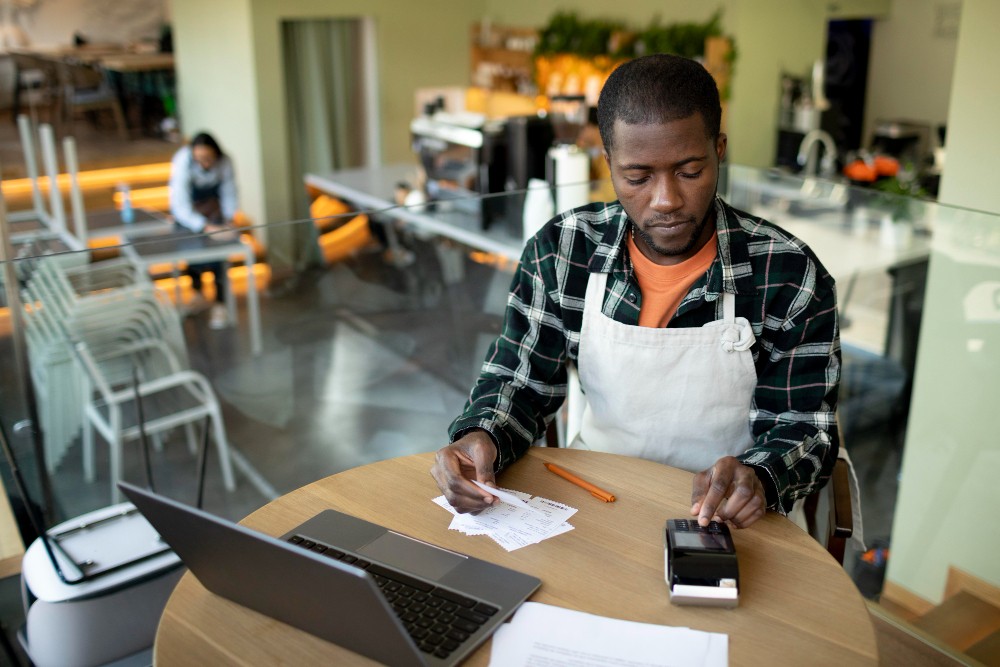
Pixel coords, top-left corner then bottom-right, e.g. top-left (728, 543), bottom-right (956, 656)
top-left (489, 602), bottom-right (728, 667)
top-left (432, 487), bottom-right (577, 551)
top-left (472, 480), bottom-right (542, 513)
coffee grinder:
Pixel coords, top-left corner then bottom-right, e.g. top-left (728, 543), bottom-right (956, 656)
top-left (545, 95), bottom-right (591, 215)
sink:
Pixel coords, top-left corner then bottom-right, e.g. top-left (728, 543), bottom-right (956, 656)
top-left (727, 168), bottom-right (850, 219)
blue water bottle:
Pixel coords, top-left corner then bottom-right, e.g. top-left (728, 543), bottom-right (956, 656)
top-left (119, 183), bottom-right (134, 224)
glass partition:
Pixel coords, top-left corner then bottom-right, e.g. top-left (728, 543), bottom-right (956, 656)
top-left (883, 202), bottom-right (1000, 608)
top-left (725, 168), bottom-right (1000, 608)
top-left (1, 201), bottom-right (517, 529)
top-left (2, 165), bottom-right (996, 611)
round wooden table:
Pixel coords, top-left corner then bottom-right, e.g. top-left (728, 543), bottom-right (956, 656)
top-left (154, 448), bottom-right (878, 665)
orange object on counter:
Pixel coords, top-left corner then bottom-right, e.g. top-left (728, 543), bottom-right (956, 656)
top-left (873, 155), bottom-right (900, 177)
top-left (544, 462), bottom-right (616, 502)
top-left (843, 159), bottom-right (877, 182)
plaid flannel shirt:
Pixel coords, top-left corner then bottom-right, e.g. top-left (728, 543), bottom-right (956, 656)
top-left (449, 197), bottom-right (841, 512)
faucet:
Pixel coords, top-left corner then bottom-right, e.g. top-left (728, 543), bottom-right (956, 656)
top-left (797, 129), bottom-right (838, 177)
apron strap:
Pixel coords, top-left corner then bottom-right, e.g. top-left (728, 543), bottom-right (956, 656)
top-left (585, 271), bottom-right (609, 313)
top-left (722, 290), bottom-right (735, 323)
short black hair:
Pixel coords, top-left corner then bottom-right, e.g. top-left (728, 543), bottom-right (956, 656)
top-left (597, 53), bottom-right (721, 154)
top-left (190, 132), bottom-right (224, 157)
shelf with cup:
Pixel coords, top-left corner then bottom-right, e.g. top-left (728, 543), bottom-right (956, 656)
top-left (470, 23), bottom-right (539, 93)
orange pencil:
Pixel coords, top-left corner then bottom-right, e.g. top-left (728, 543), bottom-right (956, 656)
top-left (544, 462), bottom-right (616, 503)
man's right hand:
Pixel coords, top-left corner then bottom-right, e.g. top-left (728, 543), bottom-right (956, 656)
top-left (430, 430), bottom-right (499, 513)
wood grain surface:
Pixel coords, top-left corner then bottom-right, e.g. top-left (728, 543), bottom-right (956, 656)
top-left (155, 448), bottom-right (878, 665)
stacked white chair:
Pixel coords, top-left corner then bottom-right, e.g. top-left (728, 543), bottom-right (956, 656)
top-left (19, 255), bottom-right (91, 472)
top-left (21, 256), bottom-right (236, 502)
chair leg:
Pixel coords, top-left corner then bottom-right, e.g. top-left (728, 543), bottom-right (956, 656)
top-left (109, 432), bottom-right (123, 503)
top-left (172, 265), bottom-right (182, 308)
top-left (11, 74), bottom-right (21, 124)
top-left (110, 99), bottom-right (128, 140)
top-left (209, 409), bottom-right (236, 492)
top-left (56, 96), bottom-right (69, 139)
top-left (82, 420), bottom-right (95, 483)
top-left (44, 415), bottom-right (57, 476)
top-left (184, 422), bottom-right (198, 455)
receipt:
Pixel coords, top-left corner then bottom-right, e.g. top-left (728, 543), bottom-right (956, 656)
top-left (432, 487), bottom-right (577, 551)
top-left (471, 480), bottom-right (541, 514)
top-left (486, 496), bottom-right (576, 550)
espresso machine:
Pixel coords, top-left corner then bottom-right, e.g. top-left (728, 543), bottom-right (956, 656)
top-left (410, 110), bottom-right (509, 230)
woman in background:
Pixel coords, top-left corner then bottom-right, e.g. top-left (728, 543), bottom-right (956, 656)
top-left (168, 132), bottom-right (239, 329)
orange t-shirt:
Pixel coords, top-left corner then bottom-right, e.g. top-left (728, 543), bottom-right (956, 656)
top-left (627, 231), bottom-right (718, 328)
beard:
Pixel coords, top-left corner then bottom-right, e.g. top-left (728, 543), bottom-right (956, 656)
top-left (630, 203), bottom-right (715, 259)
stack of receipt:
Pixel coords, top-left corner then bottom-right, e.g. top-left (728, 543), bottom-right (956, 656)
top-left (432, 481), bottom-right (577, 551)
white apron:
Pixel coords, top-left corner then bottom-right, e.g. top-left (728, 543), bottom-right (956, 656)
top-left (572, 271), bottom-right (757, 473)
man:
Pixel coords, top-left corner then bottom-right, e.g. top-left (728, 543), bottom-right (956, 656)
top-left (169, 132), bottom-right (240, 329)
top-left (431, 54), bottom-right (840, 529)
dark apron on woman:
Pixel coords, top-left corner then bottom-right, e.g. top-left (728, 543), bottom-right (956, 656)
top-left (177, 178), bottom-right (227, 301)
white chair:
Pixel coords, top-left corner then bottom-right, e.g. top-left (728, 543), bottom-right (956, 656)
top-left (22, 256), bottom-right (182, 469)
top-left (21, 257), bottom-right (237, 502)
top-left (20, 259), bottom-right (92, 472)
top-left (30, 257), bottom-right (188, 368)
top-left (71, 334), bottom-right (236, 502)
top-left (21, 303), bottom-right (84, 472)
top-left (6, 115), bottom-right (51, 227)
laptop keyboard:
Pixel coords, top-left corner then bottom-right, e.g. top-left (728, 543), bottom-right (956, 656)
top-left (287, 534), bottom-right (499, 661)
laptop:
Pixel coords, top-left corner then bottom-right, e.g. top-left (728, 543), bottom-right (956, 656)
top-left (119, 481), bottom-right (540, 666)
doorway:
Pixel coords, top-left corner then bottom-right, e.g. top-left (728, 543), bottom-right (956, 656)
top-left (281, 17), bottom-right (380, 221)
top-left (822, 19), bottom-right (873, 157)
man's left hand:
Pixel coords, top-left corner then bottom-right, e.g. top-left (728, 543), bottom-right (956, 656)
top-left (690, 456), bottom-right (766, 529)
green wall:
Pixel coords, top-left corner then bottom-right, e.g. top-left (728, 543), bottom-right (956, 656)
top-left (246, 0), bottom-right (481, 231)
top-left (724, 1), bottom-right (826, 168)
top-left (171, 0), bottom-right (264, 237)
top-left (937, 0), bottom-right (1000, 214)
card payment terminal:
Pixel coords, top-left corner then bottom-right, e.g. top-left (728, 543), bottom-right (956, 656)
top-left (664, 519), bottom-right (739, 607)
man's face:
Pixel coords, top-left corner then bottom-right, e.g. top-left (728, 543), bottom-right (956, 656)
top-left (605, 114), bottom-right (727, 265)
top-left (192, 145), bottom-right (218, 171)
